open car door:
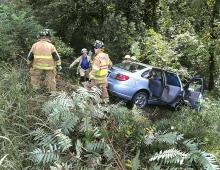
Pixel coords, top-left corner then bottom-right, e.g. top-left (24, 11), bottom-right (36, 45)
top-left (160, 72), bottom-right (182, 104)
top-left (148, 68), bottom-right (164, 98)
top-left (184, 77), bottom-right (204, 112)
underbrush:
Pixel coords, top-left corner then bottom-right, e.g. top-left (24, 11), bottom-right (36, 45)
top-left (0, 63), bottom-right (219, 169)
top-left (153, 95), bottom-right (220, 161)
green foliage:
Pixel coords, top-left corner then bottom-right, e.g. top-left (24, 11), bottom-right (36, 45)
top-left (30, 145), bottom-right (60, 165)
top-left (52, 37), bottom-right (74, 58)
top-left (0, 63), bottom-right (42, 169)
top-left (131, 150), bottom-right (140, 170)
top-left (0, 2), bottom-right (74, 63)
top-left (190, 151), bottom-right (220, 170)
top-left (154, 97), bottom-right (220, 160)
top-left (144, 131), bottom-right (184, 146)
top-left (172, 31), bottom-right (210, 77)
top-left (150, 148), bottom-right (189, 165)
top-left (0, 3), bottom-right (41, 61)
top-left (0, 0), bottom-right (220, 169)
top-left (0, 64), bottom-right (219, 169)
top-left (29, 90), bottom-right (220, 169)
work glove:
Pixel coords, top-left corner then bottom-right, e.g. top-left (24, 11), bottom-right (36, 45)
top-left (56, 65), bottom-right (62, 72)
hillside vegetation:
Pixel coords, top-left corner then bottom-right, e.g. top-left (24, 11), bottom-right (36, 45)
top-left (0, 0), bottom-right (220, 169)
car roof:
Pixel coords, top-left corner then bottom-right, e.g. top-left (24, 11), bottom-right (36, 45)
top-left (132, 62), bottom-right (153, 68)
top-left (113, 62), bottom-right (179, 76)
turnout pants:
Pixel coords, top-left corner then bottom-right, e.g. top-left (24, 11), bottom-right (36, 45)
top-left (87, 78), bottom-right (109, 103)
top-left (78, 67), bottom-right (90, 82)
top-left (30, 68), bottom-right (56, 91)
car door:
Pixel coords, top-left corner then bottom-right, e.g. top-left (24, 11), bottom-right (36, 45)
top-left (160, 72), bottom-right (182, 103)
top-left (184, 77), bottom-right (204, 111)
top-left (148, 68), bottom-right (164, 98)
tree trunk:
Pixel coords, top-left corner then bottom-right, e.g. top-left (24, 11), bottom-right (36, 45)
top-left (208, 0), bottom-right (219, 90)
top-left (152, 0), bottom-right (159, 31)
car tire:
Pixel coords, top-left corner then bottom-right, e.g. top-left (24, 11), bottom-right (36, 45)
top-left (132, 91), bottom-right (149, 109)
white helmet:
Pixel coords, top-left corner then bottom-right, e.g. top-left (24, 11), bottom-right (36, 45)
top-left (81, 48), bottom-right (87, 53)
top-left (124, 55), bottom-right (131, 59)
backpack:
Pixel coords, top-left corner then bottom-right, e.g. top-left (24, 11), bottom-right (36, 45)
top-left (80, 55), bottom-right (90, 70)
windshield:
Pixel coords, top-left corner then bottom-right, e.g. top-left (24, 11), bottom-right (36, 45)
top-left (114, 63), bottom-right (147, 73)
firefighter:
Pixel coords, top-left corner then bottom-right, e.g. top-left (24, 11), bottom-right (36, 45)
top-left (89, 40), bottom-right (112, 104)
top-left (27, 29), bottom-right (62, 92)
top-left (122, 55), bottom-right (131, 63)
top-left (69, 48), bottom-right (92, 82)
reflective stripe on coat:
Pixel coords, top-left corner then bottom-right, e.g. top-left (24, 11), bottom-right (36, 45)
top-left (30, 39), bottom-right (60, 70)
top-left (89, 52), bottom-right (112, 80)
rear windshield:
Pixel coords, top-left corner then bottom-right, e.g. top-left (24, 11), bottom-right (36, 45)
top-left (114, 63), bottom-right (146, 73)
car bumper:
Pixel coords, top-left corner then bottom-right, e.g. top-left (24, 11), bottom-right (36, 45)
top-left (108, 82), bottom-right (134, 101)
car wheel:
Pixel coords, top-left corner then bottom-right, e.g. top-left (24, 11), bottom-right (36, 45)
top-left (132, 91), bottom-right (149, 108)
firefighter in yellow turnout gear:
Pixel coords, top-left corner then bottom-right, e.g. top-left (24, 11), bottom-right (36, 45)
top-left (27, 29), bottom-right (62, 92)
top-left (89, 40), bottom-right (112, 104)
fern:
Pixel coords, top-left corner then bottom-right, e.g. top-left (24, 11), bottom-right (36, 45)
top-left (183, 139), bottom-right (199, 151)
top-left (104, 144), bottom-right (114, 161)
top-left (50, 162), bottom-right (72, 170)
top-left (131, 150), bottom-right (140, 170)
top-left (31, 128), bottom-right (72, 152)
top-left (42, 92), bottom-right (79, 134)
top-left (75, 86), bottom-right (101, 104)
top-left (145, 131), bottom-right (184, 146)
top-left (42, 92), bottom-right (74, 114)
top-left (85, 139), bottom-right (106, 153)
top-left (54, 129), bottom-right (72, 152)
top-left (30, 144), bottom-right (60, 164)
top-left (149, 148), bottom-right (189, 165)
top-left (190, 151), bottom-right (220, 170)
top-left (80, 117), bottom-right (93, 133)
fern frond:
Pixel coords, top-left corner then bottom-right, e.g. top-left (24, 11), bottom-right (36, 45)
top-left (190, 151), bottom-right (220, 170)
top-left (75, 86), bottom-right (101, 104)
top-left (42, 92), bottom-right (80, 134)
top-left (149, 148), bottom-right (189, 165)
top-left (131, 150), bottom-right (140, 170)
top-left (104, 144), bottom-right (113, 161)
top-left (85, 139), bottom-right (106, 153)
top-left (80, 117), bottom-right (93, 133)
top-left (31, 128), bottom-right (72, 152)
top-left (183, 139), bottom-right (199, 151)
top-left (145, 131), bottom-right (184, 146)
top-left (42, 92), bottom-right (74, 114)
top-left (54, 129), bottom-right (72, 152)
top-left (59, 112), bottom-right (79, 134)
top-left (50, 162), bottom-right (72, 170)
top-left (30, 144), bottom-right (60, 165)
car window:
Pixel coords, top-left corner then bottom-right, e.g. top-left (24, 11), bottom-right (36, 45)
top-left (148, 69), bottom-right (163, 80)
top-left (114, 63), bottom-right (146, 73)
top-left (141, 70), bottom-right (151, 78)
top-left (165, 72), bottom-right (181, 87)
top-left (188, 79), bottom-right (203, 92)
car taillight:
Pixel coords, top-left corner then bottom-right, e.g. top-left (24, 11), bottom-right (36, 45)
top-left (115, 73), bottom-right (129, 81)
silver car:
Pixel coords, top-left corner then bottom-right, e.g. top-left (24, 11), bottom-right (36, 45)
top-left (107, 62), bottom-right (204, 111)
